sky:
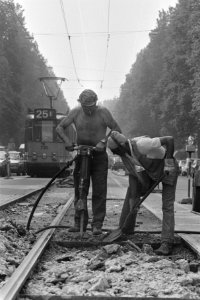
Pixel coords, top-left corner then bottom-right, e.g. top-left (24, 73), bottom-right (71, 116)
top-left (14, 0), bottom-right (178, 109)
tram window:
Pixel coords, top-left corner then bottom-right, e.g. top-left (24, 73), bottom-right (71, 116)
top-left (33, 122), bottom-right (42, 141)
top-left (33, 121), bottom-right (54, 142)
top-left (25, 125), bottom-right (33, 141)
top-left (41, 121), bottom-right (53, 142)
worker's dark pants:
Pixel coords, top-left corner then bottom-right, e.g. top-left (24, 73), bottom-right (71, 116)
top-left (119, 172), bottom-right (153, 232)
top-left (119, 171), bottom-right (178, 243)
top-left (73, 151), bottom-right (108, 229)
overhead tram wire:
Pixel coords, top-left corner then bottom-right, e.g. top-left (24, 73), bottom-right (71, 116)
top-left (77, 0), bottom-right (90, 75)
top-left (33, 29), bottom-right (152, 37)
top-left (59, 0), bottom-right (83, 87)
top-left (100, 0), bottom-right (111, 90)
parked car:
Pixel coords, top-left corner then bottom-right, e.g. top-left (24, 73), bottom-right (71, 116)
top-left (179, 160), bottom-right (188, 176)
top-left (0, 151), bottom-right (7, 177)
top-left (8, 151), bottom-right (26, 175)
top-left (110, 155), bottom-right (125, 171)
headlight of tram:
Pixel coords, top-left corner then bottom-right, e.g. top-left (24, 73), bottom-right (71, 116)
top-left (32, 152), bottom-right (37, 160)
top-left (52, 153), bottom-right (57, 161)
top-left (42, 153), bottom-right (47, 159)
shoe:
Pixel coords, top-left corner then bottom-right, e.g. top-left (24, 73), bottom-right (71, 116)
top-left (155, 242), bottom-right (173, 256)
top-left (92, 226), bottom-right (102, 236)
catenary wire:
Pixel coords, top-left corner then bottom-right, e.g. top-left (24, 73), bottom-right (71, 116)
top-left (100, 0), bottom-right (111, 90)
top-left (32, 29), bottom-right (152, 37)
top-left (59, 0), bottom-right (83, 87)
top-left (77, 0), bottom-right (90, 76)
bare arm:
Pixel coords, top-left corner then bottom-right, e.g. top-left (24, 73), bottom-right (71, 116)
top-left (159, 136), bottom-right (174, 158)
top-left (101, 107), bottom-right (122, 133)
top-left (56, 109), bottom-right (76, 148)
top-left (95, 108), bottom-right (121, 151)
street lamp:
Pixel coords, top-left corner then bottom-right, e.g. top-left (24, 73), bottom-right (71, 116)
top-left (39, 77), bottom-right (66, 109)
top-left (184, 135), bottom-right (195, 202)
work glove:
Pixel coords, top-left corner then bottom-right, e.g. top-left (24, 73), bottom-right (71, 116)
top-left (162, 158), bottom-right (178, 185)
top-left (95, 140), bottom-right (106, 152)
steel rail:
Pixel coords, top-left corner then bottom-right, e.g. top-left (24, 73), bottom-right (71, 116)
top-left (0, 196), bottom-right (74, 300)
top-left (0, 180), bottom-right (57, 210)
top-left (0, 187), bottom-right (45, 210)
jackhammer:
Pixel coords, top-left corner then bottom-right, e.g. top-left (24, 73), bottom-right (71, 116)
top-left (75, 145), bottom-right (95, 237)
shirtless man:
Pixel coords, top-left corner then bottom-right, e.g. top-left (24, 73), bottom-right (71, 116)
top-left (56, 89), bottom-right (121, 235)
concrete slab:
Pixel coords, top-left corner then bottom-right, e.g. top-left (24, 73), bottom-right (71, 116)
top-left (0, 177), bottom-right (50, 207)
top-left (143, 192), bottom-right (200, 232)
top-left (178, 234), bottom-right (200, 256)
top-left (142, 187), bottom-right (200, 255)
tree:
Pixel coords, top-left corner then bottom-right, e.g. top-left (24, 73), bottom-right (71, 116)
top-left (0, 0), bottom-right (69, 146)
top-left (109, 0), bottom-right (200, 152)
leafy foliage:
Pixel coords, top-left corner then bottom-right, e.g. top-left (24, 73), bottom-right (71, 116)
top-left (103, 0), bottom-right (200, 153)
top-left (0, 0), bottom-right (69, 147)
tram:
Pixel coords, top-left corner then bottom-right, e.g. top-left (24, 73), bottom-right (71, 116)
top-left (24, 108), bottom-right (76, 177)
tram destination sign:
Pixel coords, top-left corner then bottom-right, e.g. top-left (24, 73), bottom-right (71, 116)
top-left (34, 108), bottom-right (56, 120)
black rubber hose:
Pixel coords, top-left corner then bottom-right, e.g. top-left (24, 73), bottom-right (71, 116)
top-left (26, 158), bottom-right (75, 230)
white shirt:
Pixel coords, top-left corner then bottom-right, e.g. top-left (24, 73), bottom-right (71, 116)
top-left (132, 137), bottom-right (166, 159)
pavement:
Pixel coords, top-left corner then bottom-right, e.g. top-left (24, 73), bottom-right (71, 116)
top-left (0, 176), bottom-right (51, 208)
top-left (142, 177), bottom-right (200, 256)
top-left (143, 177), bottom-right (200, 233)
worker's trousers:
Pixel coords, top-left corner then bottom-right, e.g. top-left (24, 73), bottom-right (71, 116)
top-left (73, 151), bottom-right (108, 229)
top-left (119, 171), bottom-right (178, 243)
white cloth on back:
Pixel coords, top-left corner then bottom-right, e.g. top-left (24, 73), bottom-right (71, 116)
top-left (132, 137), bottom-right (166, 159)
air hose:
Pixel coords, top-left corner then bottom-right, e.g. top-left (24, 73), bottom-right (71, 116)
top-left (26, 157), bottom-right (76, 230)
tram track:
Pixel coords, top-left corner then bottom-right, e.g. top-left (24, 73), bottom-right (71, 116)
top-left (0, 200), bottom-right (199, 299)
top-left (1, 174), bottom-right (200, 299)
top-left (0, 179), bottom-right (75, 298)
top-left (0, 176), bottom-right (57, 210)
top-left (7, 203), bottom-right (200, 299)
top-left (0, 196), bottom-right (74, 300)
top-left (0, 187), bottom-right (44, 210)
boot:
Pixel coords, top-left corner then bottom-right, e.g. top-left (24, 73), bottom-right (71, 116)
top-left (155, 242), bottom-right (173, 255)
top-left (92, 225), bottom-right (102, 235)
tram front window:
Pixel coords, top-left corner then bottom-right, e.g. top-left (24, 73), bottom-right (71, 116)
top-left (34, 121), bottom-right (54, 142)
top-left (42, 121), bottom-right (53, 142)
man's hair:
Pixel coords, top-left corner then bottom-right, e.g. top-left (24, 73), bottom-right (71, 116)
top-left (107, 131), bottom-right (129, 156)
top-left (78, 89), bottom-right (98, 106)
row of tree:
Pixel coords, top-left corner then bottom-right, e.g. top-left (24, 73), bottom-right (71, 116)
top-left (2, 0), bottom-right (200, 155)
top-left (0, 0), bottom-right (69, 147)
top-left (104, 0), bottom-right (200, 155)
